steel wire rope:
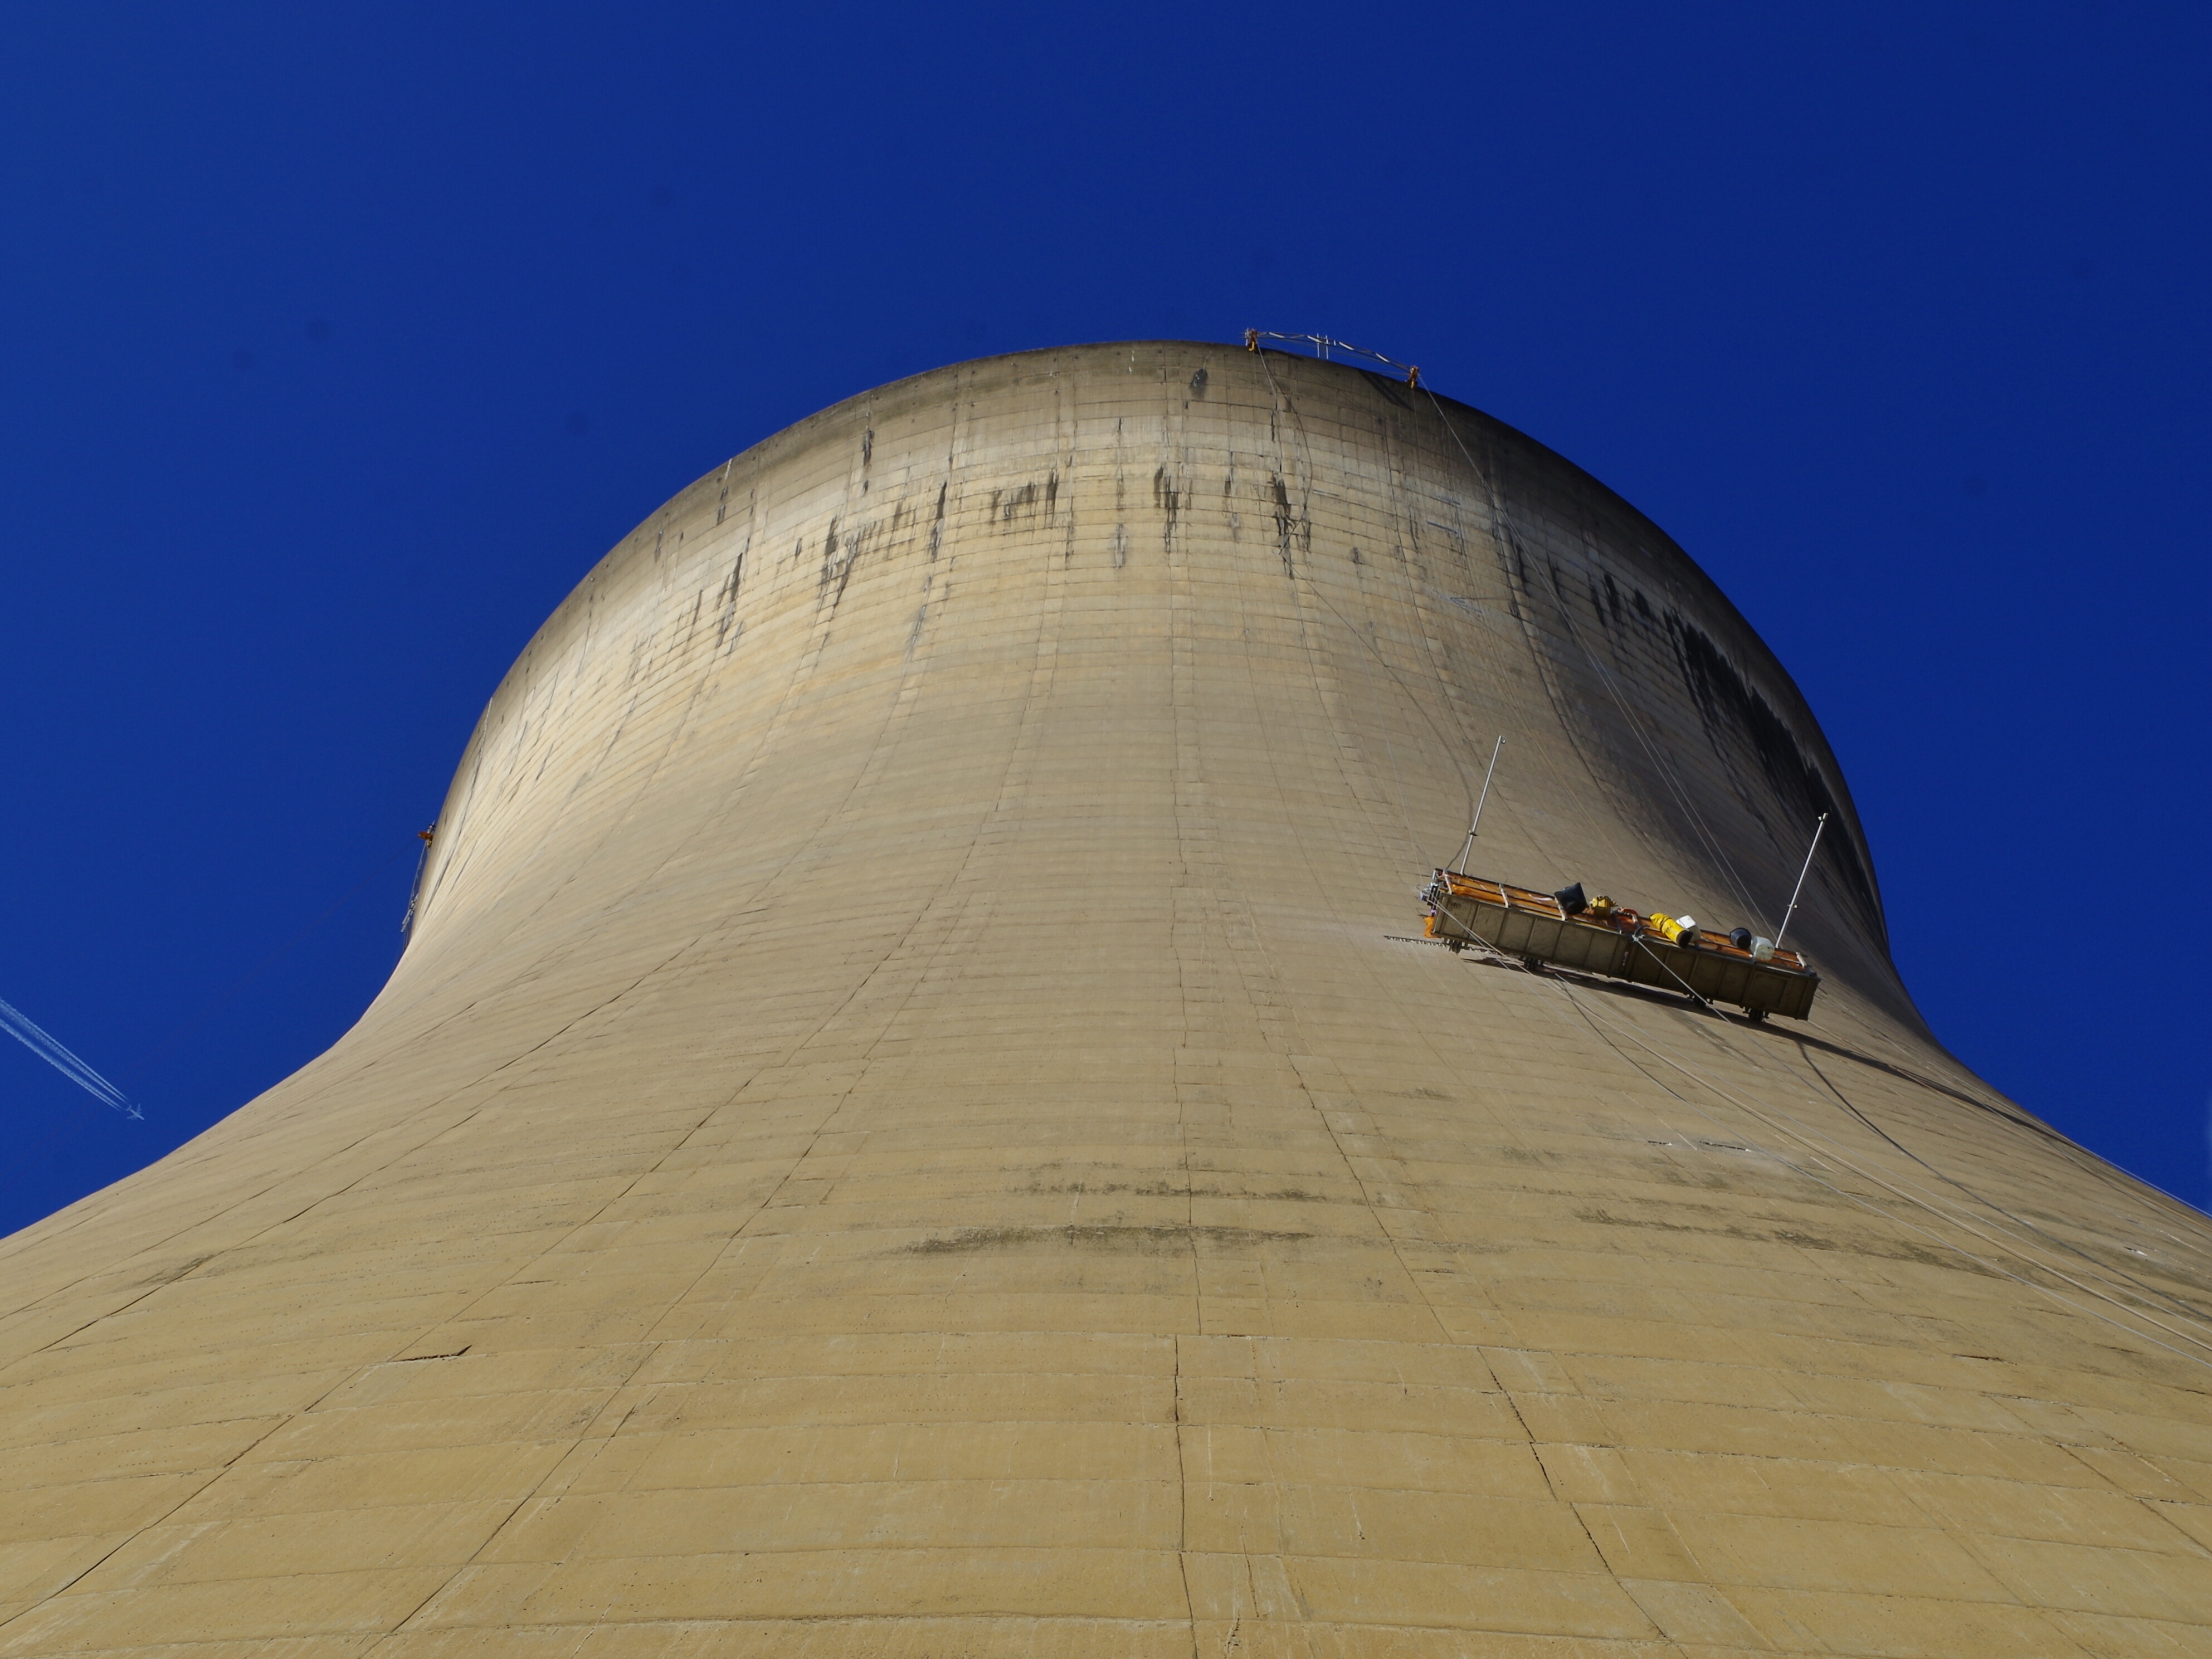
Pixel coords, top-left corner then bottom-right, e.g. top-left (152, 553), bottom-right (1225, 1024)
top-left (1559, 992), bottom-right (2212, 1369)
top-left (1372, 387), bottom-right (1576, 862)
top-left (1253, 347), bottom-right (1536, 875)
top-left (1544, 557), bottom-right (1774, 934)
top-left (1779, 982), bottom-right (2208, 1252)
top-left (1427, 912), bottom-right (2212, 1372)
top-left (1255, 346), bottom-right (1732, 1182)
top-left (1257, 353), bottom-right (2161, 1312)
top-left (1429, 915), bottom-right (1813, 1169)
top-left (1230, 354), bottom-right (2212, 1530)
top-left (1843, 1013), bottom-right (2212, 1257)
top-left (1421, 382), bottom-right (1774, 934)
top-left (1557, 959), bottom-right (2212, 1367)
top-left (1397, 383), bottom-right (2201, 1341)
top-left (1414, 379), bottom-right (1774, 933)
top-left (1175, 572), bottom-right (1464, 1352)
top-left (1250, 345), bottom-right (2212, 1371)
top-left (1206, 790), bottom-right (1469, 1360)
top-left (1369, 388), bottom-right (1585, 869)
top-left (1265, 358), bottom-right (1592, 986)
top-left (1634, 940), bottom-right (2212, 1343)
top-left (1793, 1041), bottom-right (2212, 1333)
top-left (1292, 345), bottom-right (1619, 898)
top-left (1544, 541), bottom-right (1772, 928)
top-left (1265, 462), bottom-right (1778, 1371)
top-left (1233, 353), bottom-right (1580, 1387)
top-left (1251, 355), bottom-right (1604, 1069)
top-left (1404, 384), bottom-right (1688, 909)
top-left (1600, 926), bottom-right (2212, 1350)
top-left (1435, 928), bottom-right (1731, 1178)
top-left (1420, 890), bottom-right (2212, 1368)
top-left (1559, 980), bottom-right (2212, 1369)
top-left (1252, 347), bottom-right (1460, 869)
top-left (1388, 909), bottom-right (2083, 1595)
top-left (1460, 924), bottom-right (2212, 1380)
top-left (1699, 954), bottom-right (2212, 1272)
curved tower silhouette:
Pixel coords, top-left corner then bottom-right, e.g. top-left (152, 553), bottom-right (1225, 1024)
top-left (5, 343), bottom-right (2210, 1656)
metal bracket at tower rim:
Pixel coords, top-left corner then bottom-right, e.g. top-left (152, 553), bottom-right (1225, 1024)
top-left (1245, 329), bottom-right (1420, 387)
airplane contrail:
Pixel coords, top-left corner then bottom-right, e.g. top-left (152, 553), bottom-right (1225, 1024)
top-left (0, 995), bottom-right (142, 1119)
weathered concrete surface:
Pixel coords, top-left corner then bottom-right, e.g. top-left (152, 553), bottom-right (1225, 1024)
top-left (3, 341), bottom-right (2210, 1657)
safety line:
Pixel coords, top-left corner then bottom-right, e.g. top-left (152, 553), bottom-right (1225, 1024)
top-left (1794, 1042), bottom-right (2212, 1334)
top-left (1253, 344), bottom-right (1456, 868)
top-left (1559, 974), bottom-right (2212, 1366)
top-left (1605, 927), bottom-right (2212, 1342)
top-left (1430, 910), bottom-right (2212, 1370)
top-left (1611, 929), bottom-right (2212, 1334)
top-left (1418, 382), bottom-right (1771, 933)
top-left (1256, 340), bottom-right (2212, 1360)
top-left (1251, 341), bottom-right (1547, 875)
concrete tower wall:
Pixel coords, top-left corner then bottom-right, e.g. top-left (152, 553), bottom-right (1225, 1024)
top-left (3, 343), bottom-right (2210, 1657)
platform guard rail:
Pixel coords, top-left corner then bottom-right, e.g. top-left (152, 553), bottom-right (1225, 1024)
top-left (1421, 871), bottom-right (1820, 1021)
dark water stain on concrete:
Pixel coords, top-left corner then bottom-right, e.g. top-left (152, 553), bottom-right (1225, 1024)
top-left (900, 1223), bottom-right (1317, 1257)
top-left (1664, 612), bottom-right (1882, 939)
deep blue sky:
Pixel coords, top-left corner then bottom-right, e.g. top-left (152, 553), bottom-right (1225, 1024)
top-left (3, 3), bottom-right (2205, 1235)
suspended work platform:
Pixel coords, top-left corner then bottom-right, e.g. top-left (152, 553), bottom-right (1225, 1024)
top-left (1420, 871), bottom-right (1821, 1021)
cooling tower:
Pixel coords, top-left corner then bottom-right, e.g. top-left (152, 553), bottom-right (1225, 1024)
top-left (6, 341), bottom-right (2211, 1658)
